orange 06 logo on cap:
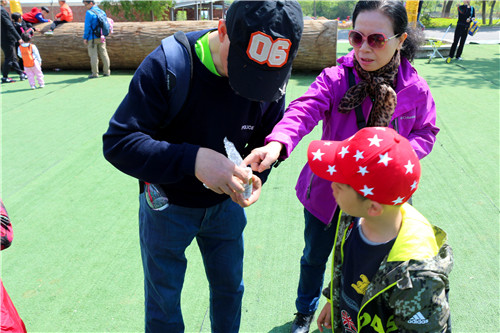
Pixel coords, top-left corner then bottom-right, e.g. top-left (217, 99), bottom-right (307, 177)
top-left (246, 32), bottom-right (291, 68)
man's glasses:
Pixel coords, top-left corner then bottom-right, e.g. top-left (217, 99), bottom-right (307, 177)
top-left (348, 30), bottom-right (401, 49)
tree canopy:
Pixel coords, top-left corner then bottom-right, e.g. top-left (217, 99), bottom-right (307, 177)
top-left (100, 0), bottom-right (173, 21)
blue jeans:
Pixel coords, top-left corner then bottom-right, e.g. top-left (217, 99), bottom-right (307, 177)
top-left (139, 195), bottom-right (246, 333)
top-left (295, 208), bottom-right (339, 315)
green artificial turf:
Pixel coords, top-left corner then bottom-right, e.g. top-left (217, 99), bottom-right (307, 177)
top-left (1, 43), bottom-right (498, 332)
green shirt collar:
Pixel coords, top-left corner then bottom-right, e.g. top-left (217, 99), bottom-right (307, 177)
top-left (195, 31), bottom-right (220, 77)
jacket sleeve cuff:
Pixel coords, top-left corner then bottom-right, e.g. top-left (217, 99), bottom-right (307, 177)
top-left (180, 143), bottom-right (200, 177)
top-left (264, 133), bottom-right (294, 160)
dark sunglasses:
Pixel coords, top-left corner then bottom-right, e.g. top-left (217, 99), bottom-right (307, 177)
top-left (348, 30), bottom-right (401, 49)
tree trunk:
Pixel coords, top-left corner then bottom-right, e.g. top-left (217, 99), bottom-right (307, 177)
top-left (441, 0), bottom-right (454, 17)
top-left (490, 1), bottom-right (496, 25)
top-left (482, 1), bottom-right (487, 24)
top-left (9, 20), bottom-right (337, 71)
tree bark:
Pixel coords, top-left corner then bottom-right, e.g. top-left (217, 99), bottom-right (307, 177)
top-left (7, 20), bottom-right (337, 72)
top-left (482, 1), bottom-right (487, 24)
top-left (490, 1), bottom-right (496, 25)
top-left (441, 1), bottom-right (454, 18)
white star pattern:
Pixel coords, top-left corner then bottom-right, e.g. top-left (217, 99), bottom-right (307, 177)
top-left (323, 142), bottom-right (333, 146)
top-left (378, 152), bottom-right (393, 166)
top-left (368, 134), bottom-right (383, 147)
top-left (338, 145), bottom-right (350, 158)
top-left (357, 166), bottom-right (369, 176)
top-left (392, 196), bottom-right (405, 205)
top-left (327, 165), bottom-right (337, 175)
top-left (353, 150), bottom-right (364, 161)
top-left (404, 160), bottom-right (415, 174)
top-left (410, 180), bottom-right (418, 190)
top-left (312, 149), bottom-right (325, 161)
top-left (360, 185), bottom-right (374, 197)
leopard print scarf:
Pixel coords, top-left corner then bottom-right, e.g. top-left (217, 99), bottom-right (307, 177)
top-left (338, 51), bottom-right (400, 127)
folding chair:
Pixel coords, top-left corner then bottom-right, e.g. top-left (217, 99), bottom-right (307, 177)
top-left (427, 23), bottom-right (453, 63)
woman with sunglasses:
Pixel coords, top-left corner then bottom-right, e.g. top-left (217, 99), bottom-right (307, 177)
top-left (243, 1), bottom-right (439, 332)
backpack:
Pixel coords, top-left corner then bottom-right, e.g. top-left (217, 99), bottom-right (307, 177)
top-left (160, 31), bottom-right (193, 126)
top-left (90, 8), bottom-right (110, 37)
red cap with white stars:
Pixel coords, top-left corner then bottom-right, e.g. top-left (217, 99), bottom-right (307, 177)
top-left (307, 127), bottom-right (421, 205)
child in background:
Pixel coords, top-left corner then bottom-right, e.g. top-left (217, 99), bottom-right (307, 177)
top-left (11, 13), bottom-right (35, 69)
top-left (306, 127), bottom-right (453, 332)
top-left (45, 0), bottom-right (74, 35)
top-left (17, 33), bottom-right (44, 89)
top-left (11, 13), bottom-right (35, 37)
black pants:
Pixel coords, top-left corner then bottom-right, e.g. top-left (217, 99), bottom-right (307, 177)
top-left (1, 42), bottom-right (23, 78)
top-left (449, 23), bottom-right (469, 59)
top-left (50, 20), bottom-right (68, 31)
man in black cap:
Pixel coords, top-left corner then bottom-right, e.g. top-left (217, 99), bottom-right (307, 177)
top-left (102, 1), bottom-right (303, 331)
top-left (1, 0), bottom-right (26, 83)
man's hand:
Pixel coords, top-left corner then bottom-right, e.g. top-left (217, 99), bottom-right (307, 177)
top-left (242, 141), bottom-right (283, 173)
top-left (195, 147), bottom-right (248, 196)
top-left (317, 302), bottom-right (332, 333)
top-left (83, 39), bottom-right (88, 45)
top-left (231, 174), bottom-right (262, 208)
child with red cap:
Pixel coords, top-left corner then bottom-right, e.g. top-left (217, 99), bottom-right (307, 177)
top-left (307, 127), bottom-right (453, 333)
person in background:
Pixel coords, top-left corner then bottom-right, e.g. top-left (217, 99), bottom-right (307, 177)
top-left (102, 1), bottom-right (303, 331)
top-left (243, 1), bottom-right (438, 332)
top-left (12, 12), bottom-right (35, 37)
top-left (416, 0), bottom-right (425, 30)
top-left (1, 199), bottom-right (28, 333)
top-left (82, 0), bottom-right (110, 78)
top-left (11, 12), bottom-right (35, 69)
top-left (18, 33), bottom-right (44, 89)
top-left (309, 128), bottom-right (452, 332)
top-left (22, 6), bottom-right (51, 24)
top-left (446, 0), bottom-right (475, 62)
top-left (45, 0), bottom-right (73, 35)
top-left (1, 0), bottom-right (26, 83)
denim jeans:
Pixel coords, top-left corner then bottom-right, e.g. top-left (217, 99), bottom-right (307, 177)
top-left (139, 194), bottom-right (246, 333)
top-left (295, 208), bottom-right (339, 315)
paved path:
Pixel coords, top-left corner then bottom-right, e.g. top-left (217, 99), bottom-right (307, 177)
top-left (337, 26), bottom-right (500, 44)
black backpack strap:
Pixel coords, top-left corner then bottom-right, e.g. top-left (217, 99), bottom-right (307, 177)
top-left (160, 31), bottom-right (193, 127)
top-left (347, 67), bottom-right (366, 130)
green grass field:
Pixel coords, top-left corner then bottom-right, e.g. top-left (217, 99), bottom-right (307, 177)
top-left (1, 43), bottom-right (499, 332)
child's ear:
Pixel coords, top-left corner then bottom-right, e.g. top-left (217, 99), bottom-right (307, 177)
top-left (367, 201), bottom-right (384, 217)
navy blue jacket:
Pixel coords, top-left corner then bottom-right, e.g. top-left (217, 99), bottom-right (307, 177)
top-left (103, 30), bottom-right (285, 208)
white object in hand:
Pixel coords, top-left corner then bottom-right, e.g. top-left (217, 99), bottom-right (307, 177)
top-left (224, 137), bottom-right (252, 199)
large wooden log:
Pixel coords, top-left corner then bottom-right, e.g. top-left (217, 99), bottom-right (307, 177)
top-left (7, 20), bottom-right (337, 71)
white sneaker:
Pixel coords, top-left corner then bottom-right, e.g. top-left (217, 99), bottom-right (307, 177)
top-left (39, 85), bottom-right (45, 88)
top-left (457, 57), bottom-right (463, 61)
top-left (44, 31), bottom-right (53, 36)
top-left (31, 86), bottom-right (36, 89)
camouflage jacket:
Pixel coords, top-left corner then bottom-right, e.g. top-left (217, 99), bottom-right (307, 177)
top-left (326, 203), bottom-right (453, 332)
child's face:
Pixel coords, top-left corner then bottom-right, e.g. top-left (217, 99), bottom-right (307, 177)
top-left (331, 182), bottom-right (368, 217)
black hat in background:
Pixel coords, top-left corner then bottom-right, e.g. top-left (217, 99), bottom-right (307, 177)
top-left (225, 0), bottom-right (303, 102)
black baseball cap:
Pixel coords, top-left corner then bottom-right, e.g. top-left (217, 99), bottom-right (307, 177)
top-left (225, 0), bottom-right (303, 102)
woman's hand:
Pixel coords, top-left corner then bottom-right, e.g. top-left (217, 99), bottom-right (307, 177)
top-left (243, 141), bottom-right (283, 173)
